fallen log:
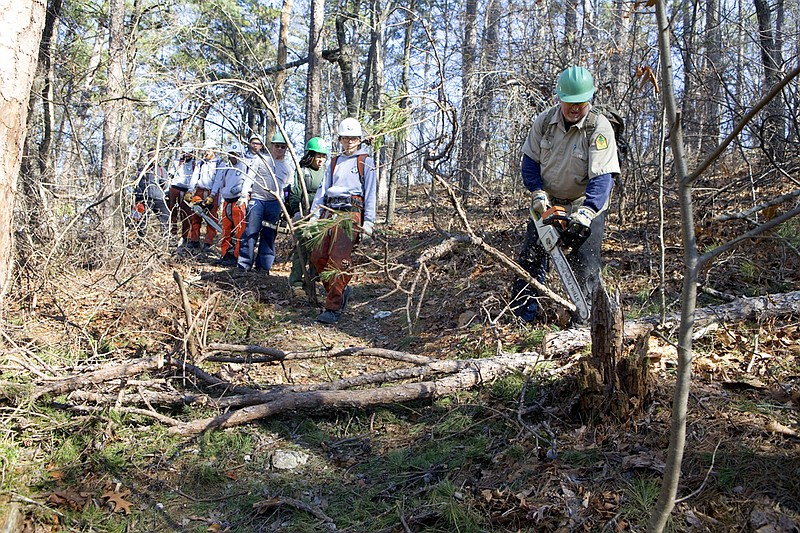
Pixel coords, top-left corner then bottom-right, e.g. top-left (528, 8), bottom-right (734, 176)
top-left (168, 353), bottom-right (543, 435)
top-left (72, 358), bottom-right (488, 411)
top-left (544, 290), bottom-right (800, 357)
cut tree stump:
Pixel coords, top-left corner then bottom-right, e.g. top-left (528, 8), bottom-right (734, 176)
top-left (577, 280), bottom-right (651, 421)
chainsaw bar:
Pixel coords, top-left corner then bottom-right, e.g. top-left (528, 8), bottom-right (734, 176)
top-left (533, 213), bottom-right (590, 322)
top-left (189, 204), bottom-right (223, 233)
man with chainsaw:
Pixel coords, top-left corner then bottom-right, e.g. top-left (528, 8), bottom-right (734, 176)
top-left (237, 131), bottom-right (294, 273)
top-left (212, 142), bottom-right (251, 266)
top-left (185, 139), bottom-right (222, 253)
top-left (512, 65), bottom-right (620, 324)
top-left (306, 117), bottom-right (376, 325)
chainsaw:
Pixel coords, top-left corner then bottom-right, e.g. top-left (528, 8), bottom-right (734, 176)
top-left (261, 219), bottom-right (291, 234)
top-left (188, 201), bottom-right (223, 233)
top-left (533, 206), bottom-right (590, 322)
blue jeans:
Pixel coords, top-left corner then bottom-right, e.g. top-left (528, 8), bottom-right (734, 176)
top-left (237, 199), bottom-right (281, 271)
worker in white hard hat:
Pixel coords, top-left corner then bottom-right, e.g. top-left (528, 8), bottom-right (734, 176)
top-left (211, 142), bottom-right (251, 266)
top-left (307, 117), bottom-right (376, 325)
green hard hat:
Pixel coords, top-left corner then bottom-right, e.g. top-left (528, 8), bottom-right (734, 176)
top-left (271, 131), bottom-right (287, 144)
top-left (555, 66), bottom-right (595, 103)
top-left (305, 137), bottom-right (329, 155)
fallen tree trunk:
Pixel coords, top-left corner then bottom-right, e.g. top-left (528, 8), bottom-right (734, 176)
top-left (168, 353), bottom-right (543, 435)
top-left (544, 290), bottom-right (800, 357)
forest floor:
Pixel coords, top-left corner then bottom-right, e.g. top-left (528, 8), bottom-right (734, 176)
top-left (1, 184), bottom-right (799, 532)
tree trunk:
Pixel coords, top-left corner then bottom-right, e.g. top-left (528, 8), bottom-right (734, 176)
top-left (458, 0), bottom-right (478, 204)
top-left (273, 0), bottom-right (292, 135)
top-left (700, 0), bottom-right (721, 157)
top-left (99, 0), bottom-right (125, 243)
top-left (386, 1), bottom-right (413, 226)
top-left (0, 0), bottom-right (47, 302)
top-left (649, 1), bottom-right (698, 530)
top-left (335, 3), bottom-right (358, 117)
top-left (304, 0), bottom-right (324, 140)
top-left (754, 0), bottom-right (785, 162)
top-left (577, 282), bottom-right (650, 421)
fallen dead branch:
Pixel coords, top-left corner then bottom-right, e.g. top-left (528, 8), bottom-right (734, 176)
top-left (30, 356), bottom-right (165, 401)
top-left (205, 344), bottom-right (437, 365)
top-left (168, 352), bottom-right (542, 435)
top-left (253, 496), bottom-right (334, 524)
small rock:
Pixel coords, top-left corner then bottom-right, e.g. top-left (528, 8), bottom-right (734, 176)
top-left (272, 450), bottom-right (310, 470)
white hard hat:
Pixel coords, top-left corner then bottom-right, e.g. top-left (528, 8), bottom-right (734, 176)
top-left (337, 117), bottom-right (363, 137)
top-left (180, 142), bottom-right (194, 153)
top-left (248, 134), bottom-right (263, 143)
top-left (226, 142), bottom-right (242, 155)
top-left (202, 139), bottom-right (218, 150)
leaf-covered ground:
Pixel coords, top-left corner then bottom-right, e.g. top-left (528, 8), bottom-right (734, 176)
top-left (1, 184), bottom-right (799, 532)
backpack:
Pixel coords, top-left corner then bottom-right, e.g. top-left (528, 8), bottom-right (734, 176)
top-left (543, 104), bottom-right (628, 164)
top-left (329, 153), bottom-right (367, 188)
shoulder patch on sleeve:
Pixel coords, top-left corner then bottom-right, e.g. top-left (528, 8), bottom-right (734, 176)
top-left (595, 134), bottom-right (608, 150)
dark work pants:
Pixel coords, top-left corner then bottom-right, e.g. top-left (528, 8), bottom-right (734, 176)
top-left (511, 210), bottom-right (605, 321)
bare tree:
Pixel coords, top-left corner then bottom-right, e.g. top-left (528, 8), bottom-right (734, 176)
top-left (99, 0), bottom-right (126, 240)
top-left (304, 0), bottom-right (325, 140)
top-left (648, 2), bottom-right (800, 529)
top-left (0, 0), bottom-right (47, 301)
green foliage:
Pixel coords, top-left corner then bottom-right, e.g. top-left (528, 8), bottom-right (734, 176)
top-left (621, 475), bottom-right (662, 528)
top-left (560, 448), bottom-right (602, 467)
top-left (369, 92), bottom-right (413, 151)
top-left (490, 373), bottom-right (526, 403)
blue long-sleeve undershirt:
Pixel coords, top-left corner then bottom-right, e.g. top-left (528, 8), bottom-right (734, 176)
top-left (521, 153), bottom-right (614, 212)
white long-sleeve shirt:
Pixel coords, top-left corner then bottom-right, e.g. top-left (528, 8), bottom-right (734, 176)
top-left (190, 157), bottom-right (221, 191)
top-left (243, 152), bottom-right (294, 201)
top-left (310, 147), bottom-right (376, 223)
top-left (211, 160), bottom-right (250, 200)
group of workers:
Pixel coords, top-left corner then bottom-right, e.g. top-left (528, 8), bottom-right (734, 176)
top-left (133, 64), bottom-right (618, 328)
top-left (132, 117), bottom-right (377, 325)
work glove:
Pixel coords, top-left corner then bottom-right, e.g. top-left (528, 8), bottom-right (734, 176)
top-left (203, 195), bottom-right (214, 207)
top-left (183, 192), bottom-right (193, 203)
top-left (529, 190), bottom-right (550, 219)
top-left (236, 198), bottom-right (247, 209)
top-left (361, 220), bottom-right (375, 241)
top-left (562, 206), bottom-right (595, 250)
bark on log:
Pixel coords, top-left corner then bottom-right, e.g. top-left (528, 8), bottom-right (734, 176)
top-left (66, 359), bottom-right (483, 410)
top-left (544, 290), bottom-right (800, 358)
top-left (168, 353), bottom-right (543, 435)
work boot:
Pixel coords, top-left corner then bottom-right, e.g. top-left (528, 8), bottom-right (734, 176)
top-left (316, 309), bottom-right (340, 324)
top-left (217, 253), bottom-right (237, 267)
top-left (202, 243), bottom-right (212, 253)
top-left (186, 241), bottom-right (201, 251)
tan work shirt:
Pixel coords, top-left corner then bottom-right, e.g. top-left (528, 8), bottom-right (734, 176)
top-left (522, 104), bottom-right (620, 204)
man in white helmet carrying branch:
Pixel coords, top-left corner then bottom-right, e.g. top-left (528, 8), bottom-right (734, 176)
top-left (307, 117), bottom-right (376, 325)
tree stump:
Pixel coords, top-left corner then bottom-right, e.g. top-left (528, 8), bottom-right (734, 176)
top-left (577, 280), bottom-right (651, 421)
